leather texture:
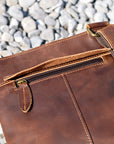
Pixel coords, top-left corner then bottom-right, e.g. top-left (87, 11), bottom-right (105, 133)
top-left (0, 21), bottom-right (114, 144)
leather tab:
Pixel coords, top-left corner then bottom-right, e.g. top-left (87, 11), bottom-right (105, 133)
top-left (86, 21), bottom-right (109, 32)
top-left (97, 25), bottom-right (114, 49)
top-left (18, 82), bottom-right (33, 113)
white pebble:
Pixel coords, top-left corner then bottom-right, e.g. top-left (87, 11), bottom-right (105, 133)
top-left (21, 17), bottom-right (36, 33)
top-left (28, 30), bottom-right (40, 38)
top-left (8, 5), bottom-right (23, 21)
top-left (0, 15), bottom-right (8, 26)
top-left (68, 19), bottom-right (77, 34)
top-left (94, 13), bottom-right (107, 22)
top-left (0, 0), bottom-right (5, 4)
top-left (9, 18), bottom-right (19, 29)
top-left (19, 0), bottom-right (35, 9)
top-left (40, 28), bottom-right (54, 41)
top-left (6, 0), bottom-right (18, 6)
top-left (40, 0), bottom-right (58, 10)
top-left (0, 4), bottom-right (6, 15)
top-left (29, 2), bottom-right (46, 20)
top-left (2, 32), bottom-right (13, 42)
top-left (30, 36), bottom-right (43, 47)
top-left (14, 31), bottom-right (23, 43)
top-left (0, 25), bottom-right (9, 33)
top-left (44, 16), bottom-right (56, 26)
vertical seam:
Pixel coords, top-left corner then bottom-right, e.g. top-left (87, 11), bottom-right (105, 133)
top-left (61, 74), bottom-right (94, 144)
top-left (23, 87), bottom-right (26, 111)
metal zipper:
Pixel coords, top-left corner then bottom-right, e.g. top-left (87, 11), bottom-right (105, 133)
top-left (15, 57), bottom-right (103, 87)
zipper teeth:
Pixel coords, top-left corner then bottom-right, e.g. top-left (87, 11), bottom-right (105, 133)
top-left (16, 57), bottom-right (103, 85)
top-left (9, 50), bottom-right (110, 82)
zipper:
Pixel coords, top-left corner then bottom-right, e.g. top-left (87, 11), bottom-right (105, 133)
top-left (5, 48), bottom-right (112, 113)
top-left (16, 57), bottom-right (103, 87)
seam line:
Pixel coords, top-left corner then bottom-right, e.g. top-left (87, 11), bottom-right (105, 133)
top-left (62, 74), bottom-right (94, 144)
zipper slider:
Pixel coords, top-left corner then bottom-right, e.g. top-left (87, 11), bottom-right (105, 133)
top-left (16, 79), bottom-right (33, 113)
top-left (16, 79), bottom-right (27, 86)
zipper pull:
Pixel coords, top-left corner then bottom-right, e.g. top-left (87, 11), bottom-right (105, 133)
top-left (16, 79), bottom-right (33, 113)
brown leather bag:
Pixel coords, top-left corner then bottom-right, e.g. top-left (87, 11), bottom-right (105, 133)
top-left (0, 21), bottom-right (114, 144)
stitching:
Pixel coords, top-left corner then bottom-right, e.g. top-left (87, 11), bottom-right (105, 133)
top-left (61, 74), bottom-right (94, 144)
top-left (0, 32), bottom-right (86, 61)
top-left (23, 87), bottom-right (26, 111)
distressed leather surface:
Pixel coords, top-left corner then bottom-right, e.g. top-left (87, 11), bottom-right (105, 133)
top-left (0, 22), bottom-right (114, 144)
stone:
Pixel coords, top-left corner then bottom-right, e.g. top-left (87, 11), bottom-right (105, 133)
top-left (54, 33), bottom-right (60, 40)
top-left (29, 2), bottom-right (46, 20)
top-left (49, 11), bottom-right (59, 19)
top-left (9, 27), bottom-right (16, 35)
top-left (55, 20), bottom-right (60, 30)
top-left (85, 7), bottom-right (96, 18)
top-left (95, 1), bottom-right (108, 13)
top-left (0, 15), bottom-right (8, 26)
top-left (40, 0), bottom-right (58, 10)
top-left (0, 4), bottom-right (6, 15)
top-left (66, 7), bottom-right (79, 19)
top-left (19, 0), bottom-right (35, 9)
top-left (37, 20), bottom-right (46, 31)
top-left (77, 3), bottom-right (87, 13)
top-left (104, 0), bottom-right (113, 7)
top-left (8, 5), bottom-right (23, 21)
top-left (44, 16), bottom-right (56, 26)
top-left (0, 0), bottom-right (5, 4)
top-left (28, 30), bottom-right (40, 38)
top-left (68, 19), bottom-right (77, 34)
top-left (21, 17), bottom-right (36, 33)
top-left (7, 46), bottom-right (21, 54)
top-left (76, 23), bottom-right (83, 31)
top-left (94, 12), bottom-right (107, 22)
top-left (40, 28), bottom-right (54, 41)
top-left (9, 18), bottom-right (19, 28)
top-left (6, 0), bottom-right (18, 6)
top-left (107, 10), bottom-right (114, 22)
top-left (0, 50), bottom-right (12, 57)
top-left (9, 41), bottom-right (20, 47)
top-left (79, 13), bottom-right (87, 24)
top-left (42, 0), bottom-right (63, 13)
top-left (30, 36), bottom-right (43, 47)
top-left (60, 27), bottom-right (68, 38)
top-left (59, 10), bottom-right (72, 27)
top-left (14, 31), bottom-right (23, 43)
top-left (20, 37), bottom-right (31, 50)
top-left (2, 32), bottom-right (13, 42)
top-left (0, 25), bottom-right (9, 33)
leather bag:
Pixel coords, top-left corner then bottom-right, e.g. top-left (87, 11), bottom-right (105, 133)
top-left (0, 21), bottom-right (114, 144)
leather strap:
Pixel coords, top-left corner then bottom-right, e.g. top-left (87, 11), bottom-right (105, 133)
top-left (86, 22), bottom-right (114, 57)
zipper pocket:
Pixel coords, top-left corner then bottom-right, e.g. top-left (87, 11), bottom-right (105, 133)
top-left (4, 48), bottom-right (111, 113)
top-left (4, 48), bottom-right (111, 83)
top-left (16, 57), bottom-right (103, 85)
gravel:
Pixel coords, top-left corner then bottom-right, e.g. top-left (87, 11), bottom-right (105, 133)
top-left (8, 5), bottom-right (23, 21)
top-left (0, 0), bottom-right (114, 140)
top-left (21, 17), bottom-right (36, 33)
top-left (40, 28), bottom-right (54, 41)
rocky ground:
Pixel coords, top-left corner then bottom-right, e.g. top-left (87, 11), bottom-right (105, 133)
top-left (0, 0), bottom-right (114, 143)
